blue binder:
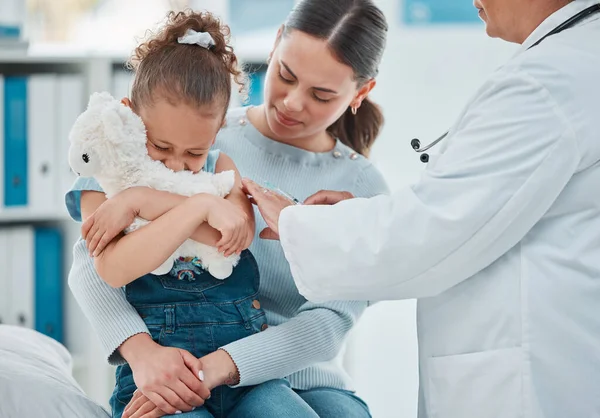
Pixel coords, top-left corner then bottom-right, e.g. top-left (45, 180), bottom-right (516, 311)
top-left (0, 25), bottom-right (21, 39)
top-left (3, 77), bottom-right (28, 207)
top-left (34, 227), bottom-right (63, 343)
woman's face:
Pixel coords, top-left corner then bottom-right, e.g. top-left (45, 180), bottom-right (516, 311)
top-left (262, 29), bottom-right (364, 141)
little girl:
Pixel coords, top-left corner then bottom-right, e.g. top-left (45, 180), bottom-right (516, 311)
top-left (66, 10), bottom-right (315, 418)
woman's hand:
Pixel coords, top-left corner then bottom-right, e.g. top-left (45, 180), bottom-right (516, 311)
top-left (121, 349), bottom-right (239, 418)
top-left (241, 178), bottom-right (295, 241)
top-left (303, 190), bottom-right (355, 205)
top-left (81, 188), bottom-right (143, 256)
top-left (121, 335), bottom-right (210, 415)
top-left (198, 194), bottom-right (250, 255)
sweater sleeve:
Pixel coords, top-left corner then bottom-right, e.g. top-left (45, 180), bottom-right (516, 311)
top-left (66, 178), bottom-right (150, 365)
top-left (68, 238), bottom-right (151, 365)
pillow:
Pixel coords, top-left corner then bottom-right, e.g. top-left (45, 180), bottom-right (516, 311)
top-left (0, 325), bottom-right (110, 417)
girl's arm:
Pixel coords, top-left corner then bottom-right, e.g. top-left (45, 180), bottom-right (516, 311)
top-left (82, 190), bottom-right (213, 287)
top-left (214, 153), bottom-right (256, 252)
top-left (83, 189), bottom-right (220, 257)
top-left (86, 191), bottom-right (248, 288)
top-left (131, 153), bottom-right (254, 253)
top-left (85, 153), bottom-right (254, 258)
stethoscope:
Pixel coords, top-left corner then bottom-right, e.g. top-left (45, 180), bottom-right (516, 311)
top-left (411, 3), bottom-right (600, 163)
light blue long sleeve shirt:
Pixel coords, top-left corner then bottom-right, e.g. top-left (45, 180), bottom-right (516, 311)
top-left (66, 107), bottom-right (389, 390)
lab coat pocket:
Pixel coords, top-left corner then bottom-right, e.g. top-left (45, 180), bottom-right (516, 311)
top-left (427, 347), bottom-right (522, 418)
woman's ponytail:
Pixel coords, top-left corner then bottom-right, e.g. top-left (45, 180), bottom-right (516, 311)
top-left (327, 97), bottom-right (384, 156)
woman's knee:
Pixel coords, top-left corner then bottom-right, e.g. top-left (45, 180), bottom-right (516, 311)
top-left (297, 388), bottom-right (372, 418)
top-left (229, 379), bottom-right (319, 418)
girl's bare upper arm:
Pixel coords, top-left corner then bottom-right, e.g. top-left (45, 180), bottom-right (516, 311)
top-left (80, 191), bottom-right (107, 221)
top-left (214, 153), bottom-right (255, 222)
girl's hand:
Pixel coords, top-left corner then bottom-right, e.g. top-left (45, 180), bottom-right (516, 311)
top-left (122, 391), bottom-right (166, 418)
top-left (198, 194), bottom-right (250, 256)
top-left (82, 189), bottom-right (142, 256)
top-left (241, 178), bottom-right (295, 241)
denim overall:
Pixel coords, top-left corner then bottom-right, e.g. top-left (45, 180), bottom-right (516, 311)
top-left (109, 251), bottom-right (268, 418)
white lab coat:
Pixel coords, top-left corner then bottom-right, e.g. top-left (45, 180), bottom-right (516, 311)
top-left (278, 2), bottom-right (600, 417)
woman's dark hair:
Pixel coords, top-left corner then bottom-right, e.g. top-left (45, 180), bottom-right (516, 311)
top-left (284, 0), bottom-right (388, 156)
top-left (128, 10), bottom-right (246, 117)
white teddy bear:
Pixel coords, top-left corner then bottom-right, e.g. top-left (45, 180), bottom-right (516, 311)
top-left (68, 92), bottom-right (240, 279)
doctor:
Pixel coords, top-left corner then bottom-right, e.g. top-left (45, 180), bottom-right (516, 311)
top-left (243, 0), bottom-right (600, 417)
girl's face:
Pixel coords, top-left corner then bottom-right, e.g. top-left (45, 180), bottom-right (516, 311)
top-left (262, 29), bottom-right (371, 141)
top-left (126, 98), bottom-right (223, 173)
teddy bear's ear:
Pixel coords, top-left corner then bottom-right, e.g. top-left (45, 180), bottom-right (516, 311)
top-left (101, 105), bottom-right (126, 143)
top-left (88, 91), bottom-right (115, 109)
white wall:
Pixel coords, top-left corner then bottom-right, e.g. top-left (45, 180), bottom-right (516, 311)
top-left (344, 1), bottom-right (517, 417)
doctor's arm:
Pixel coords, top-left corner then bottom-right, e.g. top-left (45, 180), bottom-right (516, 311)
top-left (279, 71), bottom-right (581, 302)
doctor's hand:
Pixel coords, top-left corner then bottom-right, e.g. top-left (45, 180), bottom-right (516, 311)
top-left (241, 178), bottom-right (294, 241)
top-left (304, 190), bottom-right (355, 205)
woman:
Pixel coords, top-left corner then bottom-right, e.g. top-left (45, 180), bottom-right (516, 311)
top-left (68, 0), bottom-right (389, 417)
top-left (244, 1), bottom-right (600, 418)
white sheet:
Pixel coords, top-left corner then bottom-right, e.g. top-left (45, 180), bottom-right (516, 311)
top-left (0, 325), bottom-right (110, 418)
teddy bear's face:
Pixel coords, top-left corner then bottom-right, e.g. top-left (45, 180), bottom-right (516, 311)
top-left (68, 140), bottom-right (102, 177)
top-left (68, 92), bottom-right (148, 180)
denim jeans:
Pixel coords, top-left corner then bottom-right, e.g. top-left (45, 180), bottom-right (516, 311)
top-left (109, 251), bottom-right (371, 418)
top-left (110, 251), bottom-right (268, 418)
top-left (227, 379), bottom-right (372, 418)
top-left (140, 380), bottom-right (372, 418)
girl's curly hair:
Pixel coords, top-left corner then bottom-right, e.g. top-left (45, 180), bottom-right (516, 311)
top-left (127, 9), bottom-right (246, 115)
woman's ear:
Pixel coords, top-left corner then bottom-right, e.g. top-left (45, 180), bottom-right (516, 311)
top-left (121, 97), bottom-right (132, 108)
top-left (351, 79), bottom-right (377, 109)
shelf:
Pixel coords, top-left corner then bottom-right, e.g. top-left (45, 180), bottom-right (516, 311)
top-left (0, 43), bottom-right (129, 65)
top-left (0, 34), bottom-right (273, 66)
top-left (0, 208), bottom-right (71, 223)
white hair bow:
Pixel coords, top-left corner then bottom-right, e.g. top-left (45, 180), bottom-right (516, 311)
top-left (177, 29), bottom-right (215, 49)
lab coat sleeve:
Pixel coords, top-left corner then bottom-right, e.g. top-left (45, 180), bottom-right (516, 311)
top-left (279, 70), bottom-right (580, 302)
